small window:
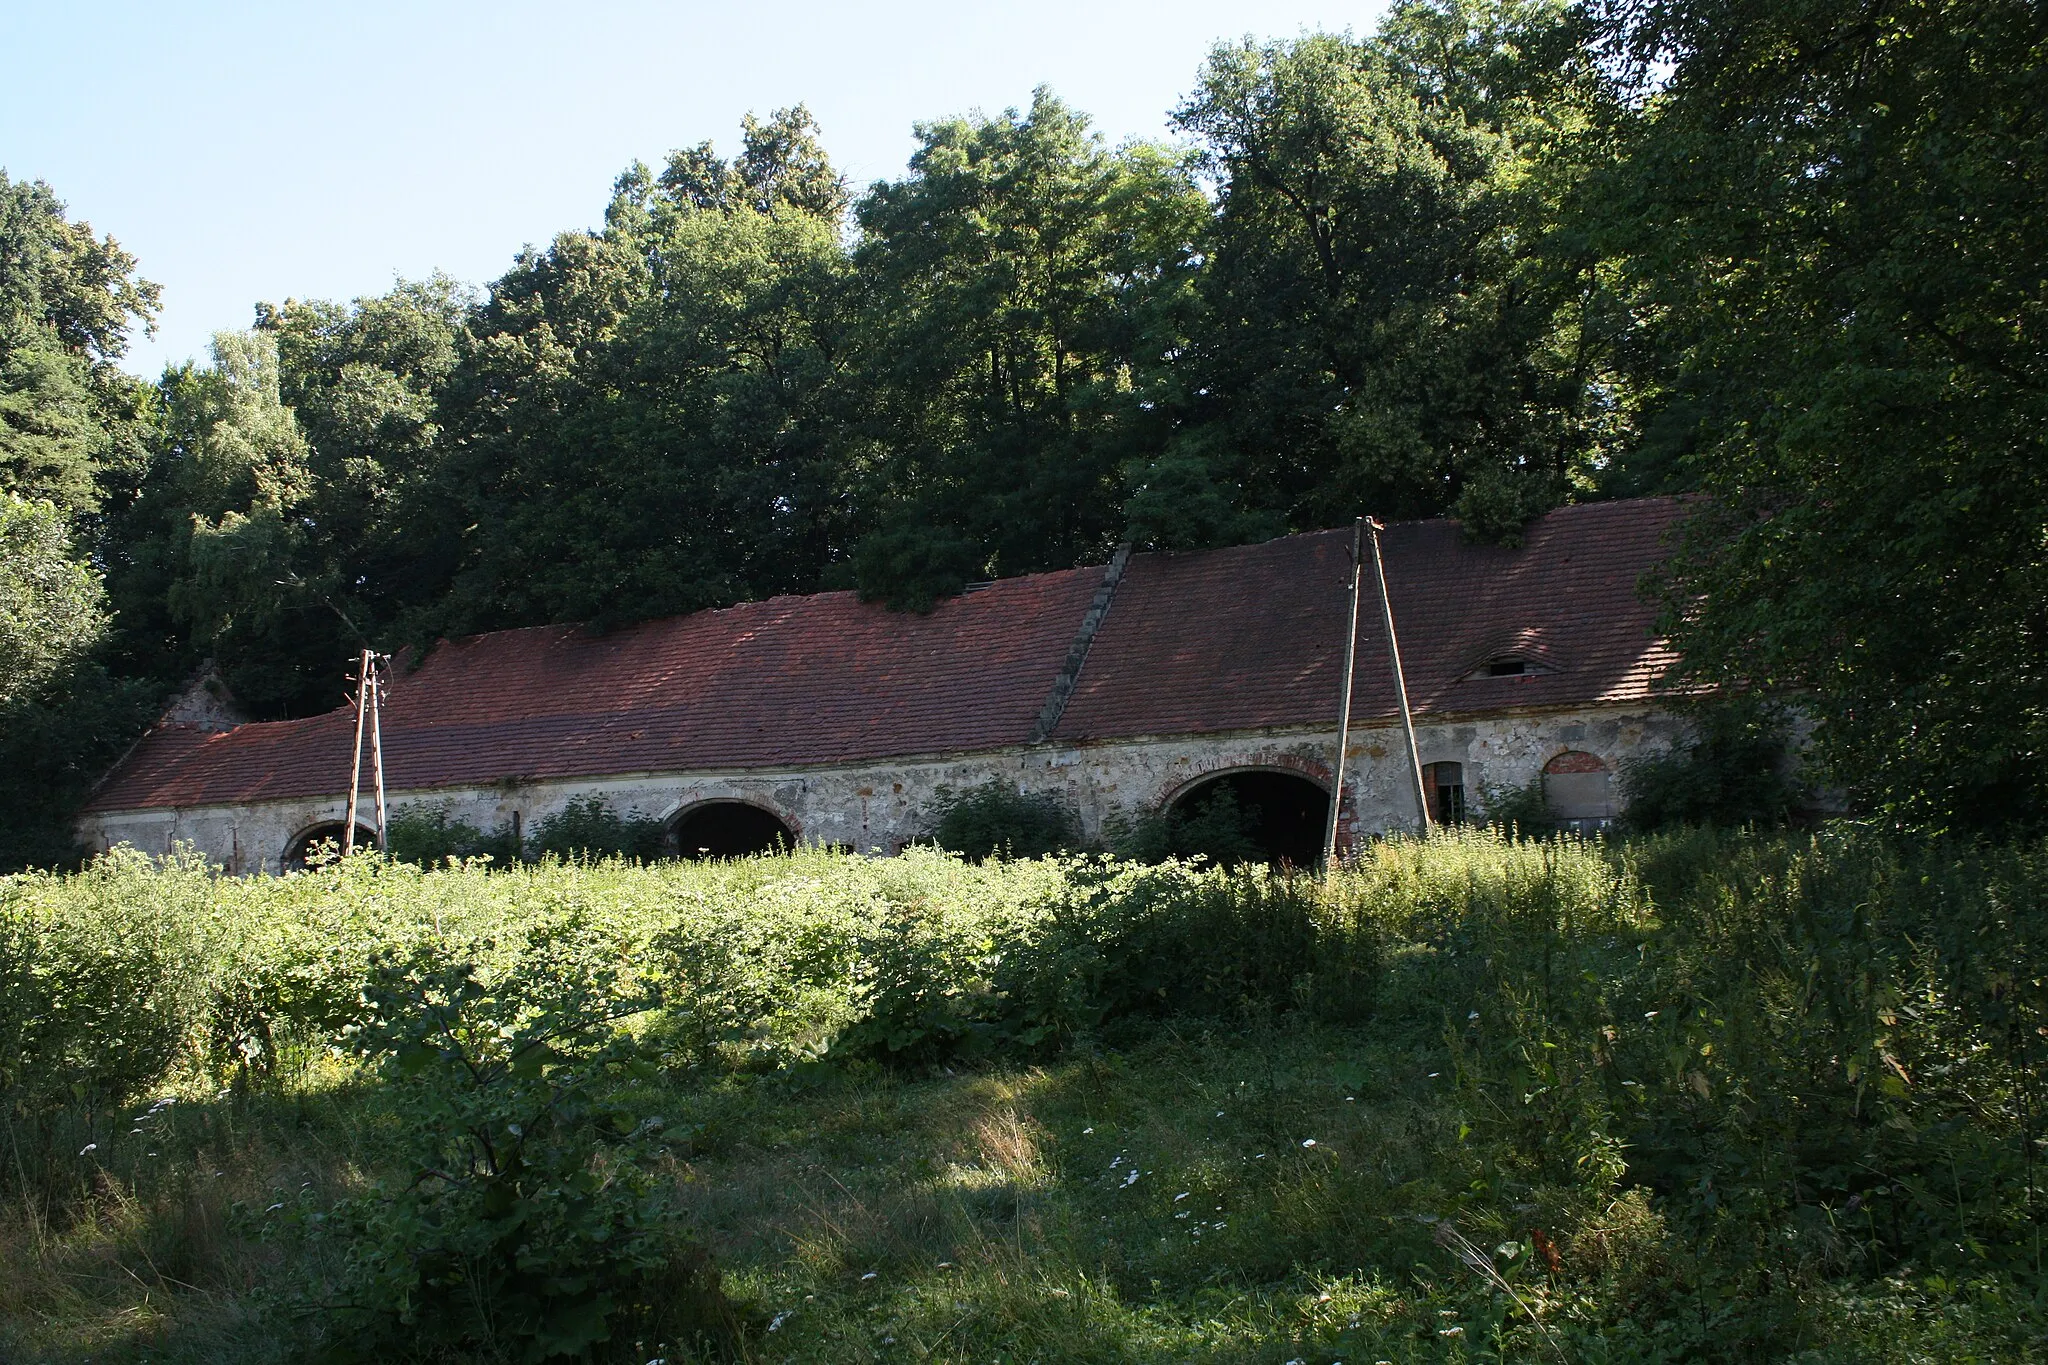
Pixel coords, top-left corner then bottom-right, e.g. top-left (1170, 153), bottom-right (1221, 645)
top-left (1485, 658), bottom-right (1529, 677)
top-left (1422, 762), bottom-right (1468, 825)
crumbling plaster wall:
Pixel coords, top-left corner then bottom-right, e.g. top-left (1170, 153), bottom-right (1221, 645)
top-left (79, 703), bottom-right (1681, 873)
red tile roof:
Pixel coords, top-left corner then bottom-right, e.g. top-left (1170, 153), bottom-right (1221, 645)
top-left (1051, 498), bottom-right (1686, 742)
top-left (86, 498), bottom-right (1686, 813)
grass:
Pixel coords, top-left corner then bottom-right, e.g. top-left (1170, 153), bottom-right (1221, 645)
top-left (2, 831), bottom-right (2044, 1362)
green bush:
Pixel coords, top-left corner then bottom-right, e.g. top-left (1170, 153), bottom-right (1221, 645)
top-left (385, 804), bottom-right (523, 866)
top-left (1479, 774), bottom-right (1552, 836)
top-left (831, 860), bottom-right (1380, 1063)
top-left (928, 780), bottom-right (1083, 859)
top-left (531, 796), bottom-right (667, 861)
top-left (1621, 697), bottom-right (1799, 830)
top-left (325, 940), bottom-right (732, 1361)
top-left (1104, 785), bottom-right (1263, 864)
top-left (0, 849), bottom-right (214, 1119)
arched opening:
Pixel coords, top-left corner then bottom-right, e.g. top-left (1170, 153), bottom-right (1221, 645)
top-left (1163, 770), bottom-right (1330, 868)
top-left (668, 801), bottom-right (794, 860)
top-left (282, 822), bottom-right (377, 871)
top-left (1544, 751), bottom-right (1614, 832)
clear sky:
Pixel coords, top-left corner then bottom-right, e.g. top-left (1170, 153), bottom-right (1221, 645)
top-left (3, 1), bottom-right (1384, 378)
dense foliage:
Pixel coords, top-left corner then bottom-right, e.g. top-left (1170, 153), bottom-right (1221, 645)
top-left (1589, 0), bottom-right (2048, 829)
top-left (3, 0), bottom-right (2044, 863)
top-left (2, 832), bottom-right (2042, 1360)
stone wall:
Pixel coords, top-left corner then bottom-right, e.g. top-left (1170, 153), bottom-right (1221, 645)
top-left (78, 703), bottom-right (1682, 874)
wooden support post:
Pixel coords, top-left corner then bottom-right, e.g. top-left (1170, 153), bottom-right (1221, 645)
top-left (344, 647), bottom-right (369, 855)
top-left (1367, 519), bottom-right (1432, 834)
top-left (1324, 519), bottom-right (1365, 868)
top-left (369, 653), bottom-right (387, 852)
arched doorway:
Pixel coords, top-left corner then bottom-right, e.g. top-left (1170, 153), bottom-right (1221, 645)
top-left (1163, 770), bottom-right (1331, 868)
top-left (1543, 750), bottom-right (1615, 832)
top-left (668, 801), bottom-right (795, 859)
top-left (282, 822), bottom-right (377, 871)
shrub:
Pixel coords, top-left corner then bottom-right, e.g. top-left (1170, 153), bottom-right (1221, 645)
top-left (1620, 697), bottom-right (1798, 830)
top-left (928, 780), bottom-right (1082, 860)
top-left (325, 941), bottom-right (732, 1361)
top-left (1479, 774), bottom-right (1552, 837)
top-left (531, 797), bottom-right (667, 862)
top-left (0, 848), bottom-right (214, 1119)
top-left (1105, 785), bottom-right (1263, 864)
top-left (832, 860), bottom-right (1382, 1063)
top-left (385, 804), bottom-right (523, 866)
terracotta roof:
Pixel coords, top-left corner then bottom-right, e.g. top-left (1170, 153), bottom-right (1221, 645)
top-left (87, 567), bottom-right (1104, 811)
top-left (1051, 498), bottom-right (1686, 742)
top-left (86, 498), bottom-right (1686, 813)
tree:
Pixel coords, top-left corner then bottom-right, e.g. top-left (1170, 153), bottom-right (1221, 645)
top-left (1159, 1), bottom-right (1630, 545)
top-left (0, 495), bottom-right (159, 872)
top-left (843, 89), bottom-right (1207, 608)
top-left (1594, 0), bottom-right (2048, 829)
top-left (0, 172), bottom-right (159, 524)
top-left (423, 109), bottom-right (850, 634)
top-left (0, 176), bottom-right (166, 870)
top-left (0, 494), bottom-right (105, 707)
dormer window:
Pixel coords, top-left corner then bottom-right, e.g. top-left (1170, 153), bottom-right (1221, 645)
top-left (1464, 655), bottom-right (1544, 681)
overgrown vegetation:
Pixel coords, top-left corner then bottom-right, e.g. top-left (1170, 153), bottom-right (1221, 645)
top-left (1619, 696), bottom-right (1798, 832)
top-left (383, 804), bottom-right (521, 866)
top-left (1103, 784), bottom-right (1265, 866)
top-left (926, 781), bottom-right (1082, 861)
top-left (3, 832), bottom-right (2042, 1361)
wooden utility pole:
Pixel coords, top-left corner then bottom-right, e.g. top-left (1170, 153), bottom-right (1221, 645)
top-left (1324, 519), bottom-right (1365, 867)
top-left (343, 647), bottom-right (370, 855)
top-left (369, 654), bottom-right (387, 852)
top-left (341, 648), bottom-right (389, 854)
top-left (1366, 519), bottom-right (1432, 834)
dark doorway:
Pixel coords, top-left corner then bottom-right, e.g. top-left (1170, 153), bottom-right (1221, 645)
top-left (1165, 770), bottom-right (1331, 868)
top-left (669, 802), bottom-right (794, 859)
top-left (283, 822), bottom-right (377, 871)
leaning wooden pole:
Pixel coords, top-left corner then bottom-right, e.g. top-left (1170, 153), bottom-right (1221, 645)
top-left (343, 647), bottom-right (370, 855)
top-left (1323, 518), bottom-right (1365, 868)
top-left (1367, 519), bottom-right (1432, 834)
top-left (368, 653), bottom-right (388, 852)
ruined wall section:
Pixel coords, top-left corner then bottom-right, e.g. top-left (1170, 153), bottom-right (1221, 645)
top-left (78, 704), bottom-right (1681, 874)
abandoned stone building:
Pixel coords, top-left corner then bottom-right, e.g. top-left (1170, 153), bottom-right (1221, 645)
top-left (78, 497), bottom-right (1690, 873)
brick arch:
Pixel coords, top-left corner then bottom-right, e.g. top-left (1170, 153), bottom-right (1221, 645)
top-left (656, 792), bottom-right (800, 833)
top-left (1156, 757), bottom-right (1338, 868)
top-left (1542, 750), bottom-right (1615, 828)
top-left (664, 796), bottom-right (799, 859)
top-left (1156, 755), bottom-right (1333, 814)
top-left (281, 819), bottom-right (377, 871)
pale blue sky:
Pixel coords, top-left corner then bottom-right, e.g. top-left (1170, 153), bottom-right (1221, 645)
top-left (3, 1), bottom-right (1384, 378)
